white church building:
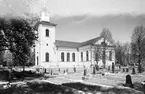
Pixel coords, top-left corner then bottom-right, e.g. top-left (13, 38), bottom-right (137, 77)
top-left (34, 12), bottom-right (115, 69)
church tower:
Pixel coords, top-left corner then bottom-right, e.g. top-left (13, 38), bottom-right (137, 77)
top-left (35, 11), bottom-right (57, 68)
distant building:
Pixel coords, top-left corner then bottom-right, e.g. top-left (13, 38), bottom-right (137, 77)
top-left (34, 11), bottom-right (115, 68)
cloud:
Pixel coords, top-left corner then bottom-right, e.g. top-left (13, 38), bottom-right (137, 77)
top-left (53, 14), bottom-right (145, 43)
top-left (31, 0), bottom-right (145, 16)
top-left (0, 0), bottom-right (144, 18)
top-left (0, 0), bottom-right (144, 43)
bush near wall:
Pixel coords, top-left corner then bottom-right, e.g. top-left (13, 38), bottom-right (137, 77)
top-left (0, 68), bottom-right (11, 81)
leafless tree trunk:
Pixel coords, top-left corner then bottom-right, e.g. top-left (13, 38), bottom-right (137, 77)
top-left (131, 25), bottom-right (145, 73)
top-left (100, 28), bottom-right (113, 68)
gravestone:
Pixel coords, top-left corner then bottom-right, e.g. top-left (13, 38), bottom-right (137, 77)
top-left (132, 67), bottom-right (136, 74)
top-left (44, 68), bottom-right (47, 73)
top-left (125, 75), bottom-right (133, 88)
top-left (73, 66), bottom-right (76, 72)
top-left (66, 68), bottom-right (68, 73)
top-left (93, 66), bottom-right (96, 75)
top-left (119, 65), bottom-right (121, 69)
top-left (95, 64), bottom-right (99, 71)
top-left (126, 68), bottom-right (129, 72)
top-left (123, 68), bottom-right (125, 72)
top-left (108, 66), bottom-right (110, 71)
top-left (36, 68), bottom-right (40, 72)
top-left (112, 62), bottom-right (115, 73)
top-left (83, 68), bottom-right (87, 76)
top-left (141, 81), bottom-right (145, 94)
top-left (50, 69), bottom-right (53, 75)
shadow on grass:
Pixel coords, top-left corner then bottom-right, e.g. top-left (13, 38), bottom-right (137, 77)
top-left (12, 71), bottom-right (43, 81)
top-left (0, 81), bottom-right (143, 94)
top-left (117, 82), bottom-right (145, 93)
top-left (63, 82), bottom-right (143, 94)
top-left (26, 81), bottom-right (84, 94)
top-left (0, 81), bottom-right (83, 94)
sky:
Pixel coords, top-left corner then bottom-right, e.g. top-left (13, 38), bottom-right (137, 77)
top-left (0, 0), bottom-right (145, 43)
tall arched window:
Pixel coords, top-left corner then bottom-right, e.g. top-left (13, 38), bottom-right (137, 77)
top-left (46, 53), bottom-right (49, 62)
top-left (81, 52), bottom-right (83, 61)
top-left (72, 53), bottom-right (75, 62)
top-left (46, 29), bottom-right (49, 37)
top-left (61, 52), bottom-right (64, 62)
top-left (109, 51), bottom-right (112, 61)
top-left (67, 53), bottom-right (70, 62)
top-left (86, 51), bottom-right (89, 61)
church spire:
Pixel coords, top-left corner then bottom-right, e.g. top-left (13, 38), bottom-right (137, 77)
top-left (40, 4), bottom-right (50, 22)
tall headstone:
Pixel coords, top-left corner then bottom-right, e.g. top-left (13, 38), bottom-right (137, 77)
top-left (93, 66), bottom-right (96, 75)
top-left (141, 81), bottom-right (145, 94)
top-left (126, 68), bottom-right (129, 72)
top-left (108, 66), bottom-right (110, 71)
top-left (73, 66), bottom-right (76, 72)
top-left (66, 68), bottom-right (68, 73)
top-left (50, 69), bottom-right (53, 75)
top-left (44, 68), bottom-right (47, 73)
top-left (112, 62), bottom-right (115, 73)
top-left (125, 75), bottom-right (133, 88)
top-left (132, 67), bottom-right (136, 74)
top-left (84, 68), bottom-right (87, 76)
top-left (123, 68), bottom-right (125, 72)
top-left (96, 64), bottom-right (99, 71)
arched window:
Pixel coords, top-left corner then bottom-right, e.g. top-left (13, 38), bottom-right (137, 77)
top-left (67, 53), bottom-right (70, 62)
top-left (109, 51), bottom-right (112, 61)
top-left (86, 51), bottom-right (89, 61)
top-left (72, 53), bottom-right (75, 62)
top-left (81, 52), bottom-right (83, 61)
top-left (61, 52), bottom-right (64, 62)
top-left (46, 53), bottom-right (49, 62)
top-left (46, 29), bottom-right (49, 37)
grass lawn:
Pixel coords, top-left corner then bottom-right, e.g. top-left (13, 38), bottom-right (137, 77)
top-left (0, 67), bottom-right (145, 94)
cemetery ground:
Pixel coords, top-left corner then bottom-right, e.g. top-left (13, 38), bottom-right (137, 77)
top-left (0, 66), bottom-right (145, 94)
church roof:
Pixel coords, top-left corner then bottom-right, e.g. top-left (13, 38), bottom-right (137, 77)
top-left (55, 40), bottom-right (81, 48)
top-left (80, 37), bottom-right (102, 47)
top-left (34, 21), bottom-right (57, 30)
top-left (39, 21), bottom-right (57, 26)
top-left (56, 36), bottom-right (115, 48)
top-left (55, 37), bottom-right (102, 48)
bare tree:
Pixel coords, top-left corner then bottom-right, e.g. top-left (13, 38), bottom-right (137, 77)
top-left (100, 28), bottom-right (113, 68)
top-left (115, 41), bottom-right (131, 66)
top-left (131, 25), bottom-right (145, 73)
top-left (100, 28), bottom-right (113, 43)
top-left (122, 43), bottom-right (131, 65)
top-left (115, 42), bottom-right (123, 65)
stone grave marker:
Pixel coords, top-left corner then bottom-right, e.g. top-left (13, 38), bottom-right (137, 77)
top-left (125, 74), bottom-right (133, 88)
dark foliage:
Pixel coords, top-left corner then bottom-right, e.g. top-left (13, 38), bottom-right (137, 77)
top-left (12, 71), bottom-right (42, 80)
top-left (0, 70), bottom-right (11, 81)
top-left (0, 17), bottom-right (37, 70)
